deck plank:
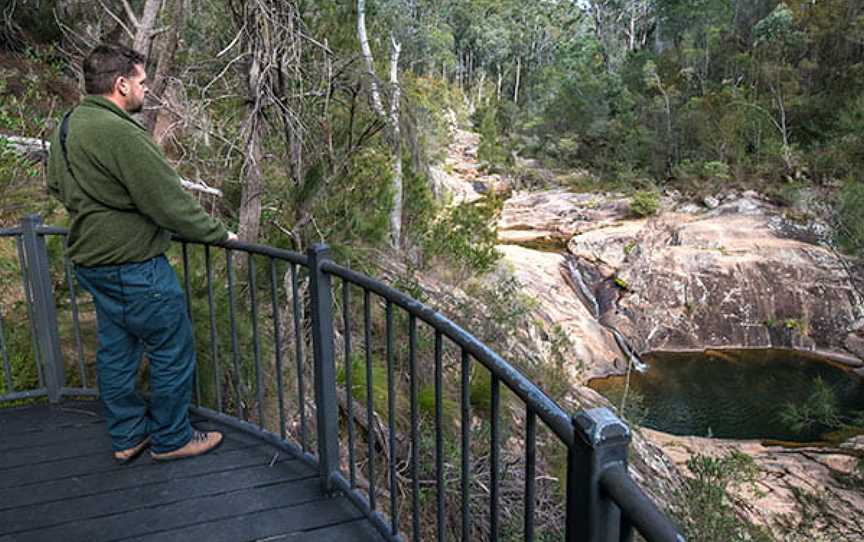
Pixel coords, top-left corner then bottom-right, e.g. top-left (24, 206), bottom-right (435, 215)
top-left (118, 498), bottom-right (372, 542)
top-left (0, 403), bottom-right (385, 542)
top-left (0, 445), bottom-right (293, 511)
top-left (0, 459), bottom-right (313, 533)
top-left (261, 518), bottom-right (388, 542)
top-left (0, 421), bottom-right (274, 489)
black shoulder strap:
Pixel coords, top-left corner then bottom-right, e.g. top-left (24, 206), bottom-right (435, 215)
top-left (59, 111), bottom-right (73, 174)
top-left (58, 110), bottom-right (125, 212)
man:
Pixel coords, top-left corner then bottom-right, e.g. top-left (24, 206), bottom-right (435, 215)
top-left (47, 44), bottom-right (237, 463)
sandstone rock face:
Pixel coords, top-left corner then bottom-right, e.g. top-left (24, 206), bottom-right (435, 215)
top-left (567, 198), bottom-right (864, 360)
top-left (497, 244), bottom-right (625, 379)
top-left (498, 190), bottom-right (631, 249)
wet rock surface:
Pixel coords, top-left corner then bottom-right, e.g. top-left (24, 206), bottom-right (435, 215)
top-left (496, 244), bottom-right (625, 379)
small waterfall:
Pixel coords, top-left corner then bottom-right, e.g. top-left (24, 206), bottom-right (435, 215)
top-left (611, 328), bottom-right (649, 373)
top-left (565, 256), bottom-right (648, 372)
top-left (565, 258), bottom-right (600, 319)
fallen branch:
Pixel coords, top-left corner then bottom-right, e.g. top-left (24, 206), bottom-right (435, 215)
top-left (1, 134), bottom-right (223, 197)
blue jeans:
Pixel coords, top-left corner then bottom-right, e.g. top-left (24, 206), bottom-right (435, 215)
top-left (76, 255), bottom-right (194, 453)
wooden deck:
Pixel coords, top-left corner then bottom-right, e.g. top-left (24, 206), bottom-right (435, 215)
top-left (0, 401), bottom-right (385, 542)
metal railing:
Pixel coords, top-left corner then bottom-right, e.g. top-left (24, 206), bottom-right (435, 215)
top-left (0, 214), bottom-right (685, 542)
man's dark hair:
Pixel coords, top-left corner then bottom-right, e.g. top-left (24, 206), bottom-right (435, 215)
top-left (83, 44), bottom-right (146, 95)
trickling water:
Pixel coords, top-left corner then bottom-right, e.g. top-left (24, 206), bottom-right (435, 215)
top-left (611, 328), bottom-right (649, 373)
top-left (564, 256), bottom-right (647, 372)
top-left (590, 349), bottom-right (864, 443)
top-left (565, 257), bottom-right (600, 319)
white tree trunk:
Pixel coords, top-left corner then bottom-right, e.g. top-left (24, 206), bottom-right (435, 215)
top-left (388, 38), bottom-right (403, 247)
top-left (123, 0), bottom-right (162, 55)
top-left (357, 0), bottom-right (386, 119)
top-left (357, 0), bottom-right (403, 248)
top-left (513, 54), bottom-right (521, 104)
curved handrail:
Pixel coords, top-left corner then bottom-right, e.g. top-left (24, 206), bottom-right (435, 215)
top-left (321, 260), bottom-right (575, 446)
top-left (178, 236), bottom-right (309, 267)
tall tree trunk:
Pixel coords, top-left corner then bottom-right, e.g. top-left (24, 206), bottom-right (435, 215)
top-left (144, 0), bottom-right (184, 137)
top-left (237, 6), bottom-right (268, 245)
top-left (513, 54), bottom-right (521, 104)
top-left (239, 112), bottom-right (264, 244)
top-left (357, 0), bottom-right (403, 248)
top-left (387, 38), bottom-right (403, 247)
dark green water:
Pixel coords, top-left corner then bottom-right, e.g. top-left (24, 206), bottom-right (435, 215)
top-left (589, 349), bottom-right (864, 442)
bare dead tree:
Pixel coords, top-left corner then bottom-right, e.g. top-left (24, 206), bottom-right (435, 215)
top-left (121, 0), bottom-right (164, 55)
top-left (144, 0), bottom-right (185, 136)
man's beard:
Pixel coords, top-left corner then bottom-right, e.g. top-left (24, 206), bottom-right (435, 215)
top-left (127, 102), bottom-right (143, 114)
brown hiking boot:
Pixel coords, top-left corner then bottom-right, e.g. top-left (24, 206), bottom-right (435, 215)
top-left (113, 436), bottom-right (150, 465)
top-left (150, 430), bottom-right (223, 462)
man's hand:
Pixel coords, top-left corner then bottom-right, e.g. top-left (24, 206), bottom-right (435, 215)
top-left (226, 231), bottom-right (239, 242)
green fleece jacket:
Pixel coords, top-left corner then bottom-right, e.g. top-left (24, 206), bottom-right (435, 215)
top-left (47, 96), bottom-right (228, 266)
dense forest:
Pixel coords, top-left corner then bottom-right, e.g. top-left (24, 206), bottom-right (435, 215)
top-left (2, 1), bottom-right (864, 540)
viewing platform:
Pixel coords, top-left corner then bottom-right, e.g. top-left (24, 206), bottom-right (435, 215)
top-left (0, 215), bottom-right (685, 542)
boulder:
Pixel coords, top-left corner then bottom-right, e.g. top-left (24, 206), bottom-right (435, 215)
top-left (428, 164), bottom-right (483, 204)
top-left (845, 332), bottom-right (864, 359)
top-left (498, 189), bottom-right (631, 249)
top-left (703, 195), bottom-right (720, 209)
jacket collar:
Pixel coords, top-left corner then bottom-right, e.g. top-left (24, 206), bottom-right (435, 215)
top-left (80, 95), bottom-right (146, 131)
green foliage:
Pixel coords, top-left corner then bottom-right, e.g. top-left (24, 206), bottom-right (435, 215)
top-left (0, 311), bottom-right (39, 397)
top-left (612, 276), bottom-right (630, 290)
top-left (779, 376), bottom-right (842, 434)
top-left (337, 356), bottom-right (394, 421)
top-left (629, 190), bottom-right (661, 217)
top-left (401, 161), bottom-right (438, 249)
top-left (469, 367), bottom-right (492, 415)
top-left (672, 451), bottom-right (773, 542)
top-left (303, 147), bottom-right (394, 256)
top-left (768, 182), bottom-right (804, 207)
top-left (837, 180), bottom-right (864, 256)
top-left (476, 106), bottom-right (507, 167)
top-left (417, 384), bottom-right (458, 432)
top-left (422, 198), bottom-right (501, 274)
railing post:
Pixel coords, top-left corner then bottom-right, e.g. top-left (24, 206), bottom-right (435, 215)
top-left (20, 214), bottom-right (65, 403)
top-left (566, 407), bottom-right (631, 542)
top-left (307, 244), bottom-right (340, 494)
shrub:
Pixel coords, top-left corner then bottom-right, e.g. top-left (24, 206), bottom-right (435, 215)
top-left (630, 189), bottom-right (661, 217)
top-left (837, 179), bottom-right (864, 256)
top-left (477, 106), bottom-right (507, 167)
top-left (779, 376), bottom-right (840, 434)
top-left (672, 451), bottom-right (773, 542)
top-left (422, 198), bottom-right (501, 274)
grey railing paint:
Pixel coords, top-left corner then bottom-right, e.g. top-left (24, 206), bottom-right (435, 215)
top-left (0, 215), bottom-right (685, 542)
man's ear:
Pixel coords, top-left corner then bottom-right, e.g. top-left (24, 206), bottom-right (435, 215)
top-left (115, 76), bottom-right (129, 97)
